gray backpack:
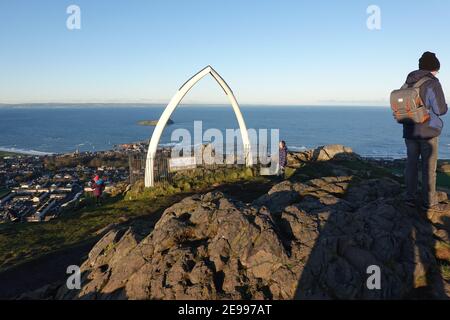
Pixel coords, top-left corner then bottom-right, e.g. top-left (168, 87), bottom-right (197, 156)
top-left (390, 77), bottom-right (432, 124)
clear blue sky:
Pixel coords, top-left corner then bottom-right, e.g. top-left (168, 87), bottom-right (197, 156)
top-left (0, 0), bottom-right (449, 105)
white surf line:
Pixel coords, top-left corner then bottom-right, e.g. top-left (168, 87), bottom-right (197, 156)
top-left (0, 147), bottom-right (54, 156)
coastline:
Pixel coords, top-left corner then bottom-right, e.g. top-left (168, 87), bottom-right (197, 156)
top-left (2, 144), bottom-right (450, 161)
top-left (0, 147), bottom-right (53, 156)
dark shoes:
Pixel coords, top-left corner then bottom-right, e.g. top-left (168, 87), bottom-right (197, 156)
top-left (404, 191), bottom-right (449, 211)
top-left (404, 199), bottom-right (450, 215)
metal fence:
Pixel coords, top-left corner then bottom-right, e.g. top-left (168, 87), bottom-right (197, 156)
top-left (129, 149), bottom-right (178, 185)
top-left (128, 153), bottom-right (146, 185)
top-left (128, 145), bottom-right (264, 186)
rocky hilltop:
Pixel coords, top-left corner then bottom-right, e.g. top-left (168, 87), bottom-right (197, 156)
top-left (28, 145), bottom-right (450, 299)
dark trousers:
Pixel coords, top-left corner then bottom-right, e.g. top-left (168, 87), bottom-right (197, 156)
top-left (405, 137), bottom-right (439, 207)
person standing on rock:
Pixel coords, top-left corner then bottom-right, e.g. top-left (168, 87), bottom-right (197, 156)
top-left (399, 52), bottom-right (448, 210)
top-left (91, 174), bottom-right (105, 206)
top-left (279, 140), bottom-right (288, 176)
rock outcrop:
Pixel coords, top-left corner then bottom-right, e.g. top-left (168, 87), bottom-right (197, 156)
top-left (288, 144), bottom-right (360, 165)
top-left (25, 145), bottom-right (450, 300)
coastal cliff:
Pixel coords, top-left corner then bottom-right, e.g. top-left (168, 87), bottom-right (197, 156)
top-left (19, 145), bottom-right (450, 299)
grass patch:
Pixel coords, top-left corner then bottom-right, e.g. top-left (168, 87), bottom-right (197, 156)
top-left (126, 166), bottom-right (256, 201)
top-left (284, 167), bottom-right (297, 179)
top-left (439, 261), bottom-right (450, 281)
top-left (382, 165), bottom-right (450, 190)
top-left (437, 171), bottom-right (450, 189)
top-left (289, 159), bottom-right (402, 183)
top-left (0, 151), bottom-right (21, 158)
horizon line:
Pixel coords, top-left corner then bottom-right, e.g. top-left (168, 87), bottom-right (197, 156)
top-left (0, 102), bottom-right (390, 108)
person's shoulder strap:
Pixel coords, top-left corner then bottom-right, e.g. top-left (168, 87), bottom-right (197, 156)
top-left (412, 76), bottom-right (434, 88)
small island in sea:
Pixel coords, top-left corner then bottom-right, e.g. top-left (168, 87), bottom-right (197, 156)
top-left (137, 119), bottom-right (174, 126)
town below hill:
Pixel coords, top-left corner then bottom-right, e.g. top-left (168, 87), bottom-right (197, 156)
top-left (0, 149), bottom-right (130, 223)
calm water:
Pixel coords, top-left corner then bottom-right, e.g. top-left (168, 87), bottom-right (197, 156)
top-left (1, 104), bottom-right (449, 158)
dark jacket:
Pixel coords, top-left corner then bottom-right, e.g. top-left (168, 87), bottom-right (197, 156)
top-left (403, 70), bottom-right (448, 139)
top-left (279, 147), bottom-right (288, 168)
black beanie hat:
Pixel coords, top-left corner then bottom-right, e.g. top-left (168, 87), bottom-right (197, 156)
top-left (419, 51), bottom-right (440, 71)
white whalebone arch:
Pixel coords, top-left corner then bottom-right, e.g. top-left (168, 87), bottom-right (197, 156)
top-left (144, 66), bottom-right (253, 187)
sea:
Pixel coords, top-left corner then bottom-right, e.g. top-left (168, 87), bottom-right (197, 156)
top-left (1, 104), bottom-right (449, 159)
